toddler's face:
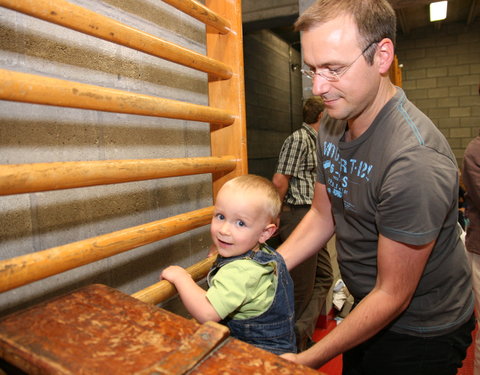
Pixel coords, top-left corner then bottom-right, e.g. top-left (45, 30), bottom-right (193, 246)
top-left (211, 185), bottom-right (271, 258)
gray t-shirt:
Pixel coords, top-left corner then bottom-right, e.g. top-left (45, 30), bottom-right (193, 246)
top-left (317, 88), bottom-right (473, 337)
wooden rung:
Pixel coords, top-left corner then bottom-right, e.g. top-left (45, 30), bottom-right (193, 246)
top-left (162, 0), bottom-right (231, 34)
top-left (0, 69), bottom-right (235, 125)
top-left (0, 207), bottom-right (214, 293)
top-left (0, 156), bottom-right (236, 196)
top-left (0, 0), bottom-right (232, 79)
top-left (132, 254), bottom-right (217, 305)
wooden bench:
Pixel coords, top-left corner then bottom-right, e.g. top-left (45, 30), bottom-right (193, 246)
top-left (0, 284), bottom-right (322, 374)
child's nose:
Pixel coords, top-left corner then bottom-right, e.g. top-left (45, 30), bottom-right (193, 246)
top-left (220, 221), bottom-right (230, 234)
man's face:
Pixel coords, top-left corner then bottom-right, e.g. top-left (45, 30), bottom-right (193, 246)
top-left (301, 15), bottom-right (381, 123)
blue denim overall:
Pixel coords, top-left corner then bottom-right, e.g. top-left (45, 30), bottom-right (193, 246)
top-left (207, 244), bottom-right (297, 355)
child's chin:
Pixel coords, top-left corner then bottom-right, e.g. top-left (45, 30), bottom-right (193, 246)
top-left (217, 247), bottom-right (241, 257)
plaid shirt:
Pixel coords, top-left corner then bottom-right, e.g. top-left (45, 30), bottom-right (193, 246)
top-left (276, 123), bottom-right (317, 205)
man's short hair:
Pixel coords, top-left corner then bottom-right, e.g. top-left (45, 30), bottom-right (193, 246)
top-left (294, 0), bottom-right (396, 64)
top-left (303, 97), bottom-right (325, 124)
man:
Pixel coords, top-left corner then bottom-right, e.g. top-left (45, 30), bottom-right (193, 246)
top-left (463, 85), bottom-right (480, 375)
top-left (272, 97), bottom-right (333, 352)
top-left (278, 0), bottom-right (474, 373)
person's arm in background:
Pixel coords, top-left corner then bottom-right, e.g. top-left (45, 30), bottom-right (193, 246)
top-left (463, 142), bottom-right (480, 210)
top-left (272, 173), bottom-right (291, 203)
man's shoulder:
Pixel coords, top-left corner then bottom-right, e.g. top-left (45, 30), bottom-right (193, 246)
top-left (292, 124), bottom-right (317, 139)
top-left (282, 127), bottom-right (308, 144)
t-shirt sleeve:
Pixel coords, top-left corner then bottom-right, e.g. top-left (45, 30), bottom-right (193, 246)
top-left (376, 147), bottom-right (457, 245)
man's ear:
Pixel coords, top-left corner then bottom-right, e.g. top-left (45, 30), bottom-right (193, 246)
top-left (259, 223), bottom-right (277, 243)
top-left (376, 38), bottom-right (395, 75)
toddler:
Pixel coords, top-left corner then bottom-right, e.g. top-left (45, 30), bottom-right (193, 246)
top-left (161, 174), bottom-right (296, 355)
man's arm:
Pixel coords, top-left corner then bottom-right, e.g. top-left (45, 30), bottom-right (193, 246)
top-left (161, 266), bottom-right (221, 323)
top-left (282, 235), bottom-right (434, 368)
top-left (272, 173), bottom-right (291, 202)
top-left (277, 182), bottom-right (335, 270)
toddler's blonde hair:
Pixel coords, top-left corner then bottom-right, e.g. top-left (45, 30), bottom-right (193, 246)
top-left (220, 174), bottom-right (281, 223)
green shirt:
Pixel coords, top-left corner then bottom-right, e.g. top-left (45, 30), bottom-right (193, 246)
top-left (206, 256), bottom-right (276, 320)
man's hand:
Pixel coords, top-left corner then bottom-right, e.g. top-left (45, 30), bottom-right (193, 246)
top-left (280, 352), bottom-right (301, 364)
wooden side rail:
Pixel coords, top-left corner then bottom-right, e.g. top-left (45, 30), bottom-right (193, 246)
top-left (0, 69), bottom-right (234, 125)
top-left (0, 0), bottom-right (232, 79)
top-left (0, 156), bottom-right (236, 196)
top-left (0, 207), bottom-right (214, 293)
top-left (133, 255), bottom-right (217, 304)
top-left (162, 0), bottom-right (231, 35)
top-left (207, 0), bottom-right (248, 196)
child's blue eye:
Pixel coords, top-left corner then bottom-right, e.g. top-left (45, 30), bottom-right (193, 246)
top-left (215, 213), bottom-right (225, 220)
top-left (236, 220), bottom-right (246, 227)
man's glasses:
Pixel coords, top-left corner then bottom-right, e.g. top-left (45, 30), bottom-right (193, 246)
top-left (301, 41), bottom-right (378, 82)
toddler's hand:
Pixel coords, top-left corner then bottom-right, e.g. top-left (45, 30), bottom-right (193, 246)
top-left (160, 265), bottom-right (190, 283)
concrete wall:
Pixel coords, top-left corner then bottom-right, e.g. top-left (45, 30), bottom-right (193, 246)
top-left (396, 21), bottom-right (480, 166)
top-left (242, 0), bottom-right (297, 24)
top-left (244, 30), bottom-right (303, 179)
top-left (0, 0), bottom-right (212, 317)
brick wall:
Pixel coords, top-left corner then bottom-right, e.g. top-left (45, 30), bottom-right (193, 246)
top-left (396, 20), bottom-right (480, 166)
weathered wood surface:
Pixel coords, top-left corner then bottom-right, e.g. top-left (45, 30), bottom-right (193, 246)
top-left (0, 284), bottom-right (216, 374)
top-left (190, 338), bottom-right (322, 375)
top-left (0, 284), bottom-right (324, 374)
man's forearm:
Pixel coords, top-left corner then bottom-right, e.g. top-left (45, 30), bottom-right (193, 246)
top-left (277, 206), bottom-right (334, 270)
top-left (295, 236), bottom-right (433, 368)
top-left (296, 288), bottom-right (408, 368)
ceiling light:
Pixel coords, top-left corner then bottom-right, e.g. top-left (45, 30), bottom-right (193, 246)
top-left (430, 1), bottom-right (448, 22)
